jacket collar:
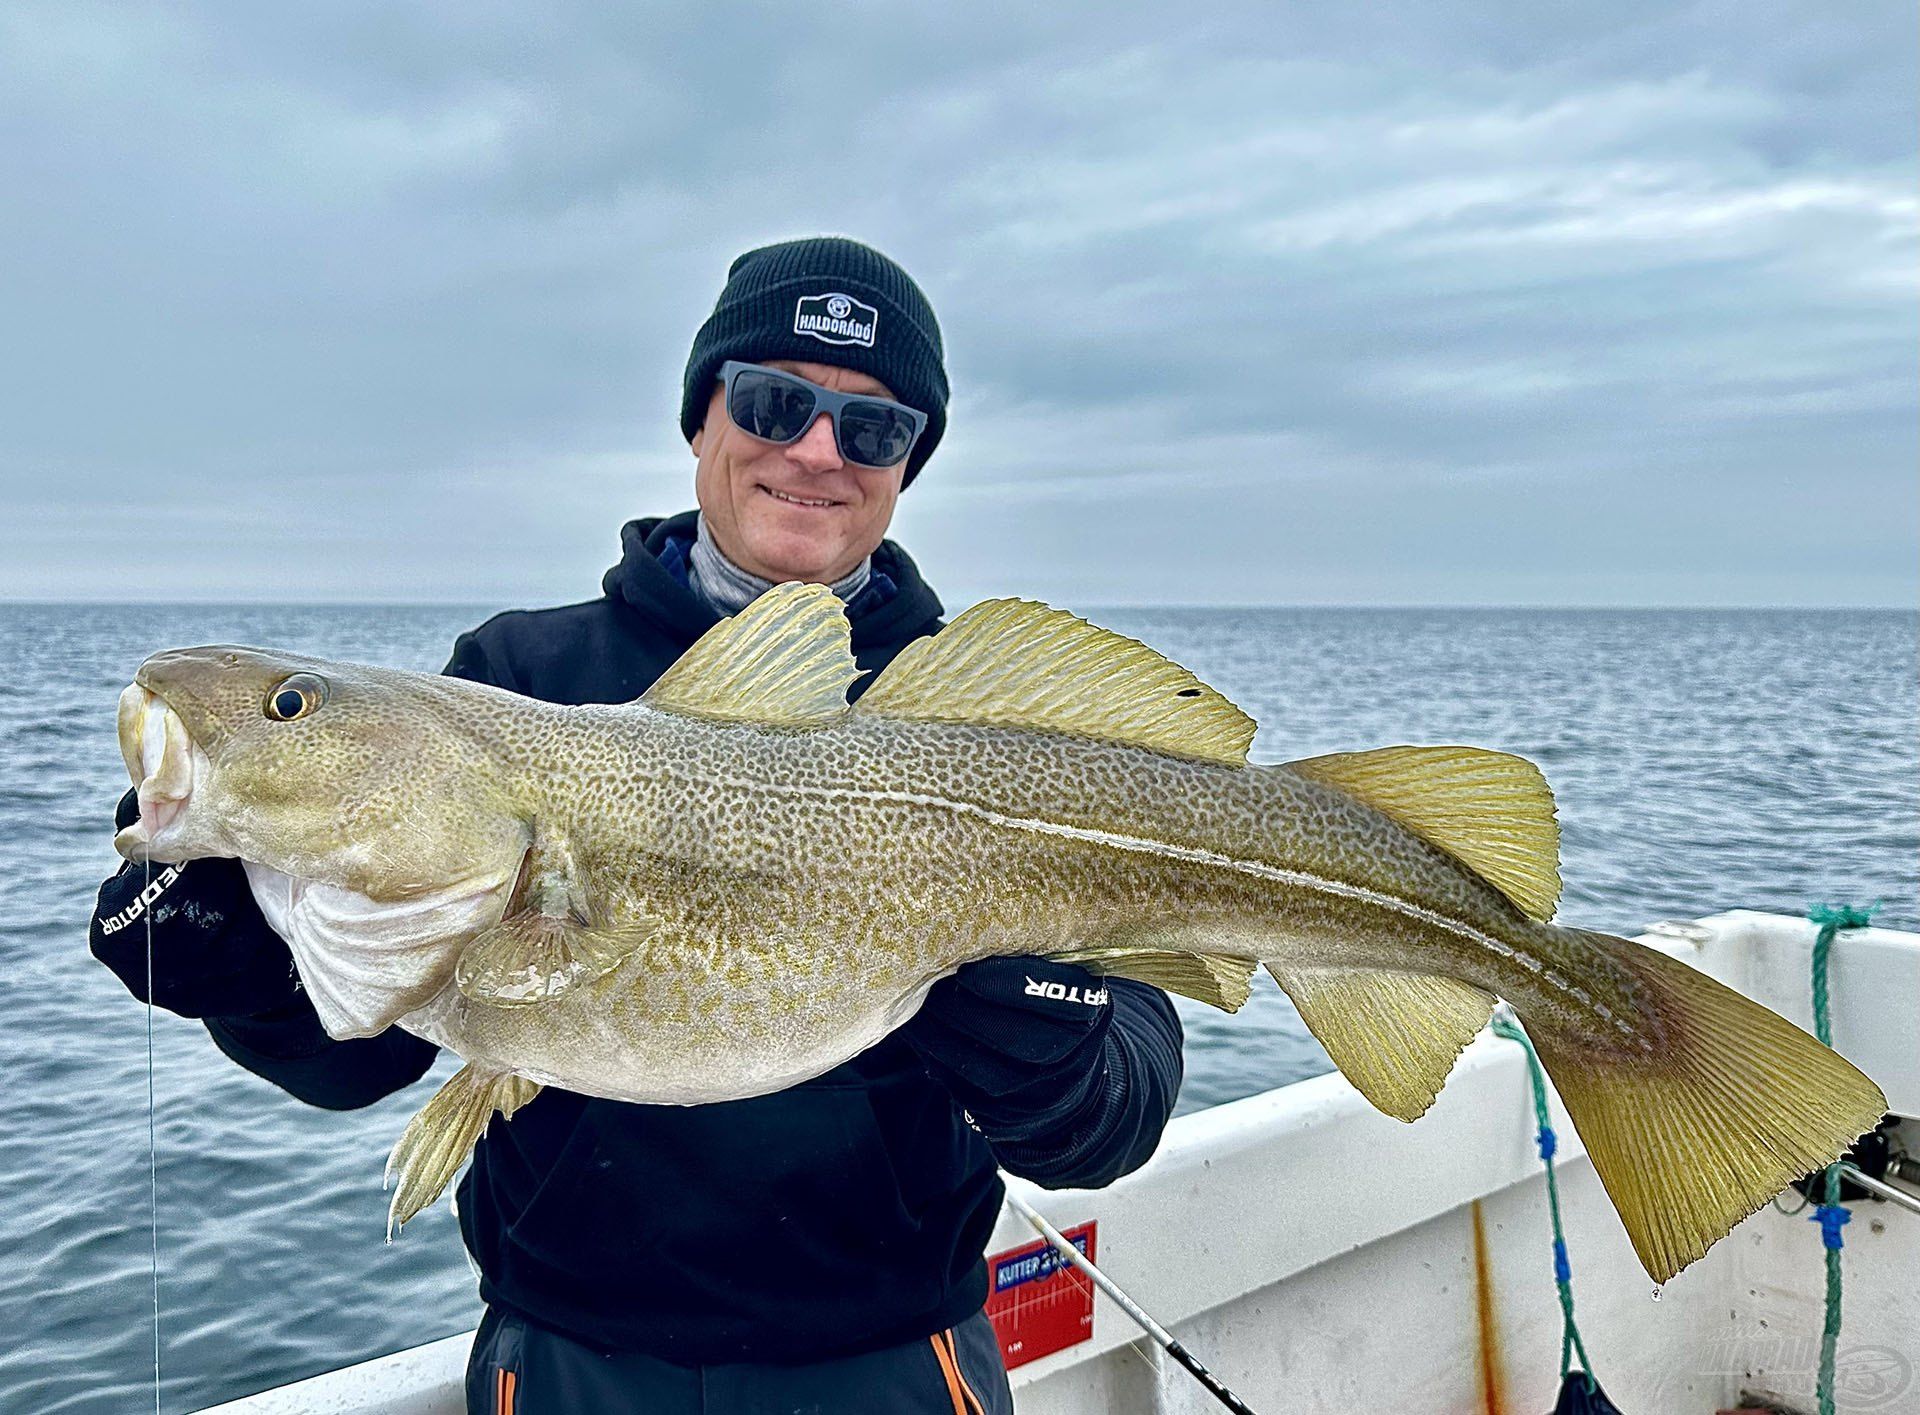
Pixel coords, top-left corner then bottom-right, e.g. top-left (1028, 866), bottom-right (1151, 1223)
top-left (601, 510), bottom-right (945, 653)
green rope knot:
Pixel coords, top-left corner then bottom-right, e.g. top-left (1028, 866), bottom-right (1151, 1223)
top-left (1807, 902), bottom-right (1876, 936)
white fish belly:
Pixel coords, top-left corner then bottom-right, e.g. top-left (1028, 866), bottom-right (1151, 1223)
top-left (399, 967), bottom-right (941, 1105)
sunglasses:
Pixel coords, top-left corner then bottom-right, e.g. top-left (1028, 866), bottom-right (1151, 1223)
top-left (719, 361), bottom-right (928, 470)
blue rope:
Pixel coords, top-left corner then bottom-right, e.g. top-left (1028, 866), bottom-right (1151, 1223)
top-left (1491, 1008), bottom-right (1596, 1387)
top-left (1806, 902), bottom-right (1874, 1415)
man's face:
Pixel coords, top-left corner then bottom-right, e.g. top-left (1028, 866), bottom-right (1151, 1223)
top-left (692, 359), bottom-right (908, 584)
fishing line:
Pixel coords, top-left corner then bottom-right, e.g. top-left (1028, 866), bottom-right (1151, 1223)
top-left (145, 853), bottom-right (162, 1415)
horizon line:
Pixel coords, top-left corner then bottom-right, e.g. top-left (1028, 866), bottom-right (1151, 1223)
top-left (2, 598), bottom-right (1913, 614)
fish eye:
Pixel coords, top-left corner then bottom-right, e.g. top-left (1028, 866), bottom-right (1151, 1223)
top-left (264, 673), bottom-right (328, 722)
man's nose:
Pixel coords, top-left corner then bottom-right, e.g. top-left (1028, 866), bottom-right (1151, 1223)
top-left (785, 414), bottom-right (844, 473)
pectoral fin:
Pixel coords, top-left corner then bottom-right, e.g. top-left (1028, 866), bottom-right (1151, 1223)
top-left (455, 840), bottom-right (661, 1008)
top-left (1266, 965), bottom-right (1496, 1121)
top-left (385, 1064), bottom-right (540, 1236)
top-left (455, 910), bottom-right (661, 1007)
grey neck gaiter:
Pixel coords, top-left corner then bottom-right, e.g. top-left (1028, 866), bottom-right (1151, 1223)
top-left (689, 512), bottom-right (872, 618)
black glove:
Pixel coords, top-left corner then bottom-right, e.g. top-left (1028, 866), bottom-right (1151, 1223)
top-left (89, 788), bottom-right (301, 1019)
top-left (903, 955), bottom-right (1115, 1143)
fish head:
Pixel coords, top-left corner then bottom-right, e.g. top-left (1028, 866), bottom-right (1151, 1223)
top-left (115, 645), bottom-right (529, 899)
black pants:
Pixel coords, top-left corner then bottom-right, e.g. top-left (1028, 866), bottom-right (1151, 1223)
top-left (465, 1306), bottom-right (1014, 1415)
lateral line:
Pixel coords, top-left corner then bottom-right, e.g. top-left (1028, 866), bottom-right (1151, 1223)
top-left (682, 769), bottom-right (1628, 1037)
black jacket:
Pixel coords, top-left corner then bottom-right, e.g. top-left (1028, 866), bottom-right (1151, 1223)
top-left (199, 512), bottom-right (1185, 1362)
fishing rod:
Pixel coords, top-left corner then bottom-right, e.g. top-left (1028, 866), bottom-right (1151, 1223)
top-left (1002, 1192), bottom-right (1262, 1415)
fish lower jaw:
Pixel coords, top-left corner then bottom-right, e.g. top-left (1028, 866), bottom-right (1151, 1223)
top-left (113, 684), bottom-right (205, 861)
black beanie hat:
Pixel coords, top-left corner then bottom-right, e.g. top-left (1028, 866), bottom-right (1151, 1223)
top-left (681, 237), bottom-right (949, 487)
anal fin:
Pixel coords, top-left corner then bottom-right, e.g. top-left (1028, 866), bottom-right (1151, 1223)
top-left (385, 1063), bottom-right (540, 1236)
top-left (1266, 965), bottom-right (1495, 1121)
top-left (1052, 942), bottom-right (1256, 1012)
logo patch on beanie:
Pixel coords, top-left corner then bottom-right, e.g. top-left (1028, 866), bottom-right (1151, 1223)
top-left (794, 292), bottom-right (877, 348)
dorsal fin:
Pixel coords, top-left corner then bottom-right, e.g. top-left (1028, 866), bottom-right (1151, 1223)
top-left (1287, 745), bottom-right (1561, 921)
top-left (644, 581), bottom-right (858, 727)
top-left (854, 599), bottom-right (1256, 766)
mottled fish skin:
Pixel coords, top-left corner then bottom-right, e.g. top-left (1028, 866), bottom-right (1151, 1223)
top-left (388, 704), bottom-right (1644, 1104)
top-left (116, 647), bottom-right (1621, 1102)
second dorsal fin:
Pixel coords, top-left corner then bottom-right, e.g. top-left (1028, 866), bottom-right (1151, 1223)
top-left (854, 599), bottom-right (1256, 766)
top-left (644, 581), bottom-right (859, 727)
top-left (1286, 745), bottom-right (1562, 921)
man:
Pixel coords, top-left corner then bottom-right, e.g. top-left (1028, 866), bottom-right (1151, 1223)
top-left (90, 237), bottom-right (1185, 1414)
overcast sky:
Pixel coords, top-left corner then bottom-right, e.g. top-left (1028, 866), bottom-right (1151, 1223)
top-left (2, 2), bottom-right (1913, 608)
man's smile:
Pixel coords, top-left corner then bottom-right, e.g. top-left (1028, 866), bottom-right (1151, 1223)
top-left (759, 485), bottom-right (843, 509)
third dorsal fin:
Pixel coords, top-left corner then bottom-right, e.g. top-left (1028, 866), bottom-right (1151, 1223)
top-left (1286, 745), bottom-right (1562, 921)
top-left (644, 581), bottom-right (858, 727)
top-left (854, 599), bottom-right (1256, 766)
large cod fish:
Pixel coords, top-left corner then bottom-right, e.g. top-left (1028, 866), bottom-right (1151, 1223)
top-left (114, 585), bottom-right (1884, 1281)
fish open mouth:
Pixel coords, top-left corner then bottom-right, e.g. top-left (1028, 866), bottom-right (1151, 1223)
top-left (115, 683), bottom-right (201, 857)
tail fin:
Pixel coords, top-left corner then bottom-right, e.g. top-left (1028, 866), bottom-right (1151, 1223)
top-left (1522, 929), bottom-right (1886, 1283)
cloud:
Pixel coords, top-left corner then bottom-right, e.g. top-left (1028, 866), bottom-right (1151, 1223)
top-left (1, 0), bottom-right (1913, 604)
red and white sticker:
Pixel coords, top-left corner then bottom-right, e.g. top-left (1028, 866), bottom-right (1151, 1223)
top-left (984, 1221), bottom-right (1097, 1370)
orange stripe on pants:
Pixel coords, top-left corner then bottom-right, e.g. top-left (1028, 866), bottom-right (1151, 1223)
top-left (929, 1332), bottom-right (968, 1415)
top-left (935, 1329), bottom-right (986, 1415)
